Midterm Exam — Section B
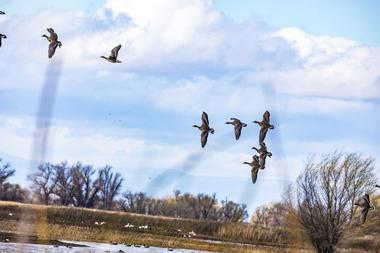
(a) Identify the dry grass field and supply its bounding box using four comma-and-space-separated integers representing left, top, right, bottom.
0, 201, 312, 253
1, 200, 379, 252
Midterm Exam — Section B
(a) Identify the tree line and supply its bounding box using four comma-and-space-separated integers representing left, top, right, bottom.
0, 160, 247, 222
1, 152, 378, 253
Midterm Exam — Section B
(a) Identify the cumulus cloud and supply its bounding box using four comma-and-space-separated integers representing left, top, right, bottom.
0, 0, 379, 211
255, 27, 380, 99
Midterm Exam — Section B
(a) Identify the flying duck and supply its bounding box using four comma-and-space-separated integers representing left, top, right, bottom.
101, 44, 122, 63
354, 194, 375, 224
0, 34, 6, 47
252, 142, 272, 169
243, 155, 261, 184
42, 28, 62, 58
253, 111, 274, 144
193, 112, 214, 148
0, 11, 5, 15
226, 118, 247, 140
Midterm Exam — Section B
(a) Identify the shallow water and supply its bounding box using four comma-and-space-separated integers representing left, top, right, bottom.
0, 242, 212, 253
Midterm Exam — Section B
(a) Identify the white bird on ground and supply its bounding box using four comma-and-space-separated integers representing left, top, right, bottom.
124, 223, 135, 228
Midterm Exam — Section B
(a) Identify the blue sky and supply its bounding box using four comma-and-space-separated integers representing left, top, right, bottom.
0, 0, 379, 216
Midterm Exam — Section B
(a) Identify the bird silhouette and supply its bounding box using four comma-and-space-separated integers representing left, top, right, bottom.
354, 194, 375, 224
225, 118, 247, 140
243, 155, 261, 184
0, 34, 6, 47
253, 111, 274, 144
252, 142, 272, 169
193, 112, 214, 148
101, 45, 122, 63
0, 11, 5, 15
42, 28, 62, 58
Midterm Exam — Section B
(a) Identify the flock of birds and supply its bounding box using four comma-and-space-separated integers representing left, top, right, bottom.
0, 11, 122, 61
40, 27, 122, 61
1, 9, 274, 184
193, 111, 274, 184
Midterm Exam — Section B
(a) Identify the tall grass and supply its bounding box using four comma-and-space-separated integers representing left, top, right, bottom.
0, 201, 291, 245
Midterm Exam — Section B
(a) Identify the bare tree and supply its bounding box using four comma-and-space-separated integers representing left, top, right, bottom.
218, 200, 248, 222
0, 183, 30, 202
251, 203, 287, 227
121, 191, 150, 213
197, 193, 217, 220
54, 162, 73, 205
0, 159, 15, 185
296, 152, 376, 253
98, 165, 123, 209
27, 163, 59, 204
70, 163, 101, 208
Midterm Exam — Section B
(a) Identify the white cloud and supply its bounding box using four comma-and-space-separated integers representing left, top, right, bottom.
2, 0, 379, 101
0, 116, 190, 171
257, 27, 380, 99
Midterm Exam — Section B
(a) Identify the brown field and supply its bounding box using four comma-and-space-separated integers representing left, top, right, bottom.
1, 201, 379, 252
0, 201, 312, 253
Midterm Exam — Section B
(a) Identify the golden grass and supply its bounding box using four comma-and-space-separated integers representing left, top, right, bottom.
0, 201, 312, 253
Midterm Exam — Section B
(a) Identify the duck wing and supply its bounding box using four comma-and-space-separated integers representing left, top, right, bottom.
361, 207, 369, 224
355, 194, 370, 207
201, 130, 209, 148
234, 124, 242, 140
259, 154, 267, 169
364, 194, 371, 205
201, 112, 209, 126
48, 41, 58, 58
111, 44, 122, 58
251, 167, 259, 184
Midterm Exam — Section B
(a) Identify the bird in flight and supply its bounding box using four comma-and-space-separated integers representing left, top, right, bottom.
101, 45, 122, 63
42, 28, 62, 58
225, 118, 247, 140
0, 34, 6, 47
0, 11, 5, 15
253, 110, 274, 144
252, 142, 272, 169
193, 112, 214, 148
354, 194, 375, 224
243, 155, 261, 184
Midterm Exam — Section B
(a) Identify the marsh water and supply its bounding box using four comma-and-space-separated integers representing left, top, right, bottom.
0, 242, 212, 253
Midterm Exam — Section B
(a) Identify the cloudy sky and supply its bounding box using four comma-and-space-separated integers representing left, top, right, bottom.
0, 0, 379, 214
